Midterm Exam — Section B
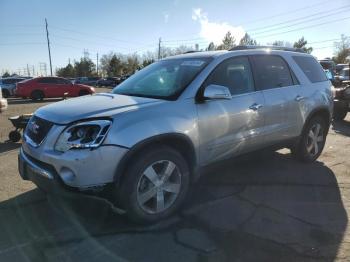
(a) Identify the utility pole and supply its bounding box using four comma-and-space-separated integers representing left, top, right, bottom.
27, 64, 30, 76
158, 37, 161, 60
45, 18, 53, 76
96, 53, 99, 76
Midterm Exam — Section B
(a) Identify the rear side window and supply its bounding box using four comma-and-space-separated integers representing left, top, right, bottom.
38, 78, 57, 84
251, 55, 294, 90
292, 56, 328, 83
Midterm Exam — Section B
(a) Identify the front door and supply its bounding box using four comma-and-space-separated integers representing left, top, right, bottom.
196, 56, 265, 165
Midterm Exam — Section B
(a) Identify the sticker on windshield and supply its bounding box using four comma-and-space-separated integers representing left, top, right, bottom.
181, 60, 205, 66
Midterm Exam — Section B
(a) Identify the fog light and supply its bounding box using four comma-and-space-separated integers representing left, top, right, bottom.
59, 167, 76, 182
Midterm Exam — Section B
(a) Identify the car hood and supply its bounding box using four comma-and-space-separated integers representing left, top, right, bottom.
35, 93, 163, 124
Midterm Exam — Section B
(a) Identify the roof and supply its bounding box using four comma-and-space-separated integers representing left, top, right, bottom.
229, 45, 305, 53
162, 46, 309, 60
162, 50, 228, 60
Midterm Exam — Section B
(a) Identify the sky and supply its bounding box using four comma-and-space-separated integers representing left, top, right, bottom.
0, 0, 349, 76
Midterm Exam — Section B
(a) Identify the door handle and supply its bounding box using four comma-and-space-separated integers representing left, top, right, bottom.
249, 103, 263, 111
295, 95, 305, 102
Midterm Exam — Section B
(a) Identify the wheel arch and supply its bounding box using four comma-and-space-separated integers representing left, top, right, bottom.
2, 88, 10, 98
31, 89, 44, 96
114, 133, 198, 185
303, 106, 331, 134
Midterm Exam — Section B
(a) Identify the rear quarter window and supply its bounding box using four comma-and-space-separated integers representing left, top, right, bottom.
292, 56, 328, 83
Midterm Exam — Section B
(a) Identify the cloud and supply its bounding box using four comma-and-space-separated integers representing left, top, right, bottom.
163, 12, 170, 23
192, 8, 245, 45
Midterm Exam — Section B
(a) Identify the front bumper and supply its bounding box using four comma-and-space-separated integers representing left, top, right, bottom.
18, 148, 127, 214
19, 148, 69, 194
21, 137, 129, 189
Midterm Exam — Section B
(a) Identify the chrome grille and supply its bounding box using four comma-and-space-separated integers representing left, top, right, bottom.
25, 115, 53, 146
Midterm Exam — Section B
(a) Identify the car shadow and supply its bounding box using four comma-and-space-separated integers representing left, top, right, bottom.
332, 119, 350, 137
7, 98, 63, 105
0, 151, 347, 261
0, 141, 21, 153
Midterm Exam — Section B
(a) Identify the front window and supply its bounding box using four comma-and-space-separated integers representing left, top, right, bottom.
112, 57, 211, 99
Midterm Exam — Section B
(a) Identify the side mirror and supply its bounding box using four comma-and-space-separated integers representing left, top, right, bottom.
203, 84, 231, 100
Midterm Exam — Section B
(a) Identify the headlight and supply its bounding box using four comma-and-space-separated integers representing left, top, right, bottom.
55, 119, 112, 152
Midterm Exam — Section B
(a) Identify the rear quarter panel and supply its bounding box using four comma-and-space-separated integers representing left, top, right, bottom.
284, 54, 333, 133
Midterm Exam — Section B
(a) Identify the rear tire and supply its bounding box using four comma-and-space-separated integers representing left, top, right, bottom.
9, 131, 21, 142
118, 146, 190, 224
31, 90, 44, 101
333, 106, 347, 121
291, 116, 327, 162
2, 89, 10, 98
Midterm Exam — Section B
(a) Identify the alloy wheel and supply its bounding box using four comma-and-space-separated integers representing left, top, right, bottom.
306, 123, 324, 157
136, 160, 181, 214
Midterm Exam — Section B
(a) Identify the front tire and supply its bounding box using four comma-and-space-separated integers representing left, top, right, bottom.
30, 90, 44, 101
118, 146, 190, 224
9, 131, 21, 142
78, 90, 89, 96
291, 116, 327, 162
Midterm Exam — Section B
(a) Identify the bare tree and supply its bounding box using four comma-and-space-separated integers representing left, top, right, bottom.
333, 34, 350, 64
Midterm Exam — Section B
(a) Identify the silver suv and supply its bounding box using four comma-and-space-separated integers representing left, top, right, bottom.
19, 47, 333, 223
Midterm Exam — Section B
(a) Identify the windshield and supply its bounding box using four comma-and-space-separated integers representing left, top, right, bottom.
112, 58, 211, 99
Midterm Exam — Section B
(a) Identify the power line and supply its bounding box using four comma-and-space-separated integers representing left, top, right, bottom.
249, 6, 350, 35
0, 32, 44, 36
50, 33, 132, 50
251, 16, 350, 39
1, 24, 42, 27
162, 4, 349, 44
163, 37, 203, 43
237, 0, 336, 26
313, 45, 334, 50
50, 25, 148, 45
0, 42, 46, 45
309, 38, 341, 44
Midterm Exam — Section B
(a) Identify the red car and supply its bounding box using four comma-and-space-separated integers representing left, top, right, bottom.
15, 77, 95, 101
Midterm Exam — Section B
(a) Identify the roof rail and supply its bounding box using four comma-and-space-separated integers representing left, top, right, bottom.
229, 45, 305, 53
184, 50, 199, 54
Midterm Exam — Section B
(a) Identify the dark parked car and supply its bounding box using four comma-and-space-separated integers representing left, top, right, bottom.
319, 59, 336, 82
0, 77, 27, 97
75, 77, 101, 86
15, 77, 95, 101
96, 77, 120, 87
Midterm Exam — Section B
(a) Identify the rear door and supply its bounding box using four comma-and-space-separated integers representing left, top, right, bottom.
37, 77, 55, 97
251, 55, 300, 146
196, 56, 265, 165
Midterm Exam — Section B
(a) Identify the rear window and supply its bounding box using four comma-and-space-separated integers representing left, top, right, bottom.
293, 56, 328, 83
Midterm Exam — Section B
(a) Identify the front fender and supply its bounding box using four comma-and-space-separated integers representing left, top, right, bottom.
104, 99, 199, 155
